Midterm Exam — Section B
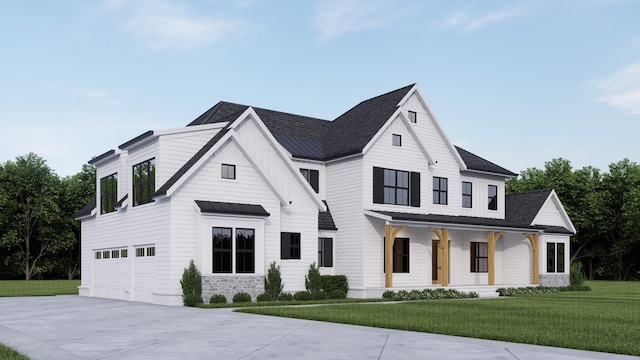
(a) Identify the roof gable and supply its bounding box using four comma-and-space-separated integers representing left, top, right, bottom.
506, 189, 575, 234
456, 146, 517, 177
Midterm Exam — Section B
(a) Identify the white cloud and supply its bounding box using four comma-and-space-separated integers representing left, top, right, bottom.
438, 8, 527, 32
104, 0, 243, 49
590, 62, 640, 115
314, 0, 409, 42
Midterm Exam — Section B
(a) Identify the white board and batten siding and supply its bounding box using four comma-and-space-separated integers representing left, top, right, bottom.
459, 173, 505, 219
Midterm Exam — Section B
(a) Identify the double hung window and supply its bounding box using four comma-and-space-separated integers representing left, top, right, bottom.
433, 177, 448, 205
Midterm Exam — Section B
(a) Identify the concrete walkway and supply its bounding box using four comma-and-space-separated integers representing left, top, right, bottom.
0, 296, 636, 360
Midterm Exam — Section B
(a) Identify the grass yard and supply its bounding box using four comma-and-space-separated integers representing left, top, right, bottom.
0, 344, 30, 360
0, 280, 80, 297
237, 281, 640, 356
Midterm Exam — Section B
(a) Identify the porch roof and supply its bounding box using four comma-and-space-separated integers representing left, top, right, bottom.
365, 210, 572, 234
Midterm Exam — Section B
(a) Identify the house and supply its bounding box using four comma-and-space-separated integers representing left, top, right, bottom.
76, 84, 575, 305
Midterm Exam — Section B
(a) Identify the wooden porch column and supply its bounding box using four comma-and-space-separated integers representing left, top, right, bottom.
429, 227, 449, 286
487, 231, 504, 286
384, 224, 405, 287
523, 233, 540, 285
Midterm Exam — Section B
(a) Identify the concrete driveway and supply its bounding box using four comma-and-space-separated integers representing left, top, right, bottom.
0, 296, 636, 360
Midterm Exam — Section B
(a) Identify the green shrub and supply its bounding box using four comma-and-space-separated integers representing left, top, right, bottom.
183, 293, 203, 307
209, 294, 227, 304
382, 290, 396, 300
294, 290, 313, 301
232, 292, 252, 303
279, 292, 294, 301
305, 262, 322, 294
180, 260, 202, 306
321, 275, 349, 297
264, 261, 284, 300
570, 262, 586, 286
330, 289, 347, 299
381, 288, 478, 301
312, 290, 329, 300
497, 285, 592, 296
256, 293, 273, 302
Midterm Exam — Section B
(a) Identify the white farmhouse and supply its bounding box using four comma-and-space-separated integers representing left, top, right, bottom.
76, 84, 575, 305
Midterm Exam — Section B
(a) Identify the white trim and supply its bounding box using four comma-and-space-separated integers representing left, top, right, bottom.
532, 190, 577, 234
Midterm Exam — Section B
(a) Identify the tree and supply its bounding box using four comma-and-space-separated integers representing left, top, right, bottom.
264, 261, 283, 299
0, 153, 75, 280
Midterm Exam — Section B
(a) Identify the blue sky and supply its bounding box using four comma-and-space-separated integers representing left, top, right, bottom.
1, 0, 639, 177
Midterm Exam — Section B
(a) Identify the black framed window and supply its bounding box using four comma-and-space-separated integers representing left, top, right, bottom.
146, 246, 155, 257
384, 238, 409, 273
281, 232, 301, 259
488, 185, 498, 210
133, 159, 155, 206
213, 227, 232, 273
470, 242, 488, 273
547, 242, 556, 273
392, 134, 402, 146
236, 228, 255, 273
408, 111, 417, 123
136, 248, 145, 257
100, 173, 118, 214
433, 177, 448, 205
318, 238, 333, 267
373, 167, 420, 207
221, 164, 235, 179
95, 252, 102, 259
300, 168, 319, 193
557, 243, 565, 272
462, 181, 472, 208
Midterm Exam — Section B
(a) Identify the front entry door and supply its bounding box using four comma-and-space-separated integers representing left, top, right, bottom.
432, 240, 440, 284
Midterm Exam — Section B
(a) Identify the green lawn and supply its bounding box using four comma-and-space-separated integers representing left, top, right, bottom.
0, 344, 30, 360
0, 280, 80, 297
237, 281, 640, 356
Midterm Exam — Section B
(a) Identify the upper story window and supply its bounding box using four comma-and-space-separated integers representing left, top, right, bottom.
133, 159, 155, 206
408, 111, 417, 123
373, 167, 420, 207
281, 232, 301, 260
462, 182, 472, 208
221, 164, 236, 179
300, 168, 319, 193
392, 134, 402, 146
433, 177, 448, 205
100, 173, 118, 214
488, 185, 498, 210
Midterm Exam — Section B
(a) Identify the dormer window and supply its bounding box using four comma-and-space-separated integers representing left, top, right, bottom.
488, 185, 497, 210
408, 111, 417, 123
100, 173, 118, 214
133, 158, 155, 206
392, 134, 402, 147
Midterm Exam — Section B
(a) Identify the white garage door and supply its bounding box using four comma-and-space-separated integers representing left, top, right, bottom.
133, 246, 156, 303
93, 249, 130, 300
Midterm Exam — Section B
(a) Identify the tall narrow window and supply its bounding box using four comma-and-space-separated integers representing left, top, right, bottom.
557, 243, 565, 273
221, 164, 236, 179
470, 242, 488, 273
300, 168, 319, 193
100, 173, 118, 214
213, 227, 232, 273
133, 159, 155, 206
392, 134, 402, 146
433, 177, 448, 205
281, 232, 301, 259
318, 238, 333, 267
488, 185, 498, 210
462, 181, 472, 208
384, 238, 409, 273
408, 111, 417, 123
547, 242, 556, 273
236, 228, 255, 273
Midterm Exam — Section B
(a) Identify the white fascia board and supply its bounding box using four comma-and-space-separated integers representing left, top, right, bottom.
233, 107, 327, 211
154, 122, 226, 136
533, 190, 577, 234
462, 169, 517, 179
403, 85, 467, 171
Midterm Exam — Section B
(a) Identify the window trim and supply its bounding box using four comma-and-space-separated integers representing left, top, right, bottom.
281, 232, 301, 260
470, 242, 488, 273
462, 181, 472, 208
221, 164, 236, 180
488, 185, 498, 210
433, 177, 448, 205
392, 134, 402, 147
100, 173, 118, 214
132, 158, 156, 207
547, 242, 565, 273
408, 111, 417, 123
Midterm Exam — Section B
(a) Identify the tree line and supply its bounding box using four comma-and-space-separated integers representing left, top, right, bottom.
0, 153, 94, 280
507, 158, 640, 281
1, 153, 639, 281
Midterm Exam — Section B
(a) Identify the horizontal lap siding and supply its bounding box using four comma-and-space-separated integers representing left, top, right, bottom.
459, 174, 505, 219
501, 234, 532, 285
533, 199, 567, 227
326, 157, 364, 290
158, 129, 217, 187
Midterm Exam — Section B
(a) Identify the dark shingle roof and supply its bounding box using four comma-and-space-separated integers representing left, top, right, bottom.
456, 146, 517, 177
319, 201, 338, 231
322, 84, 415, 160
88, 150, 116, 165
505, 189, 552, 226
195, 200, 270, 217
75, 198, 96, 218
119, 130, 154, 149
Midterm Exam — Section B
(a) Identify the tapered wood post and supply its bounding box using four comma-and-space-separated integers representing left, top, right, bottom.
384, 224, 405, 287
487, 231, 504, 285
523, 233, 540, 285
429, 227, 449, 286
